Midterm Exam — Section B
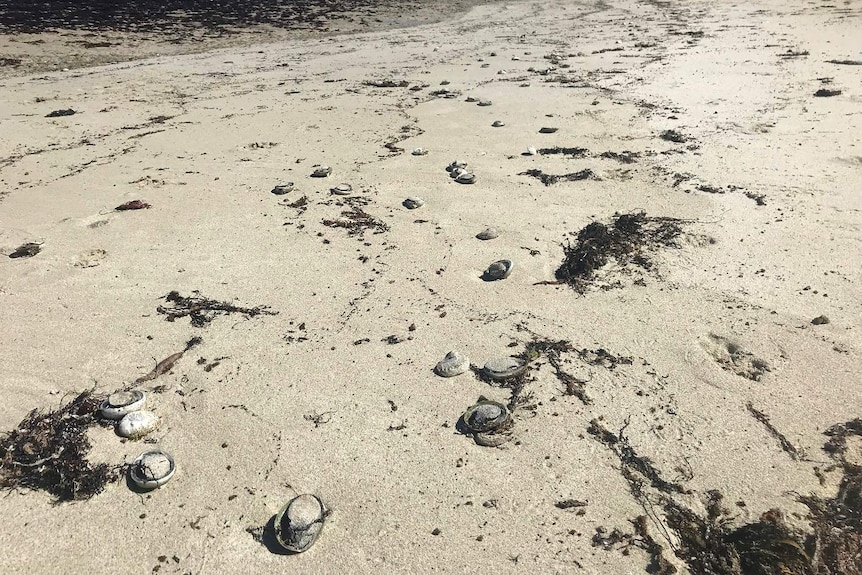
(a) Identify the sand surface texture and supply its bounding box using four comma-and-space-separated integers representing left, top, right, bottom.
1, 0, 860, 573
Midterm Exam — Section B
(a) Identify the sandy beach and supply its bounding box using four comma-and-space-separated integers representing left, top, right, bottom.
1, 0, 860, 573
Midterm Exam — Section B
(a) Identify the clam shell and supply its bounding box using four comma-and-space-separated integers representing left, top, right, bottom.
455, 172, 476, 184
446, 160, 467, 173
330, 183, 352, 195
465, 96, 478, 103
435, 351, 470, 377
129, 450, 175, 489
476, 227, 499, 240
403, 197, 425, 209
475, 430, 513, 447
450, 167, 466, 179
275, 494, 327, 553
462, 400, 512, 433
477, 99, 492, 106
492, 120, 505, 127
483, 357, 527, 380
483, 259, 513, 281
539, 127, 558, 134
100, 390, 145, 420
117, 410, 159, 439
311, 166, 332, 178
526, 146, 537, 156
411, 148, 428, 156
271, 182, 295, 195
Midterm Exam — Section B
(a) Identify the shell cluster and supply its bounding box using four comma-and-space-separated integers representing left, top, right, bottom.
446, 160, 476, 184
275, 494, 328, 553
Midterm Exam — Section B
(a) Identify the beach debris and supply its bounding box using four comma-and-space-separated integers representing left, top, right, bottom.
430, 89, 460, 99
100, 390, 146, 420
310, 165, 332, 178
117, 410, 159, 439
482, 259, 513, 281
8, 242, 41, 259
364, 79, 409, 88
135, 337, 202, 383
435, 351, 470, 377
660, 129, 687, 143
46, 109, 76, 118
476, 227, 499, 240
322, 206, 389, 236
115, 199, 151, 210
330, 183, 352, 195
814, 88, 842, 97
492, 120, 505, 127
446, 160, 467, 173
403, 197, 425, 209
483, 357, 527, 380
465, 96, 478, 102
519, 168, 596, 185
0, 391, 119, 501
455, 172, 476, 184
271, 182, 295, 195
541, 146, 589, 158
599, 150, 640, 163
477, 99, 492, 106
275, 494, 329, 553
525, 146, 538, 156
459, 399, 514, 447
549, 212, 686, 292
129, 450, 175, 490
746, 402, 803, 460
157, 291, 277, 327
826, 59, 862, 66
701, 334, 771, 382
539, 127, 558, 134
411, 148, 428, 156
811, 315, 830, 325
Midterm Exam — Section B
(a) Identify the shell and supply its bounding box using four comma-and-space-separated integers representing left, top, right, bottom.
450, 167, 466, 179
311, 166, 332, 178
403, 197, 425, 209
100, 390, 145, 420
477, 99, 492, 106
539, 127, 558, 134
476, 227, 499, 240
446, 160, 467, 173
483, 259, 513, 281
465, 96, 478, 103
483, 357, 527, 380
330, 183, 352, 195
462, 400, 512, 433
271, 182, 294, 195
117, 410, 159, 439
411, 148, 428, 156
129, 450, 175, 489
275, 494, 328, 553
525, 146, 537, 156
455, 172, 476, 184
435, 351, 470, 377
492, 120, 505, 127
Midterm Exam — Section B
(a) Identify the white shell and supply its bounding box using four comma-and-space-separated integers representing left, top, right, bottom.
435, 351, 470, 377
271, 182, 294, 195
100, 390, 145, 420
483, 259, 513, 281
526, 146, 537, 156
492, 120, 505, 127
129, 450, 175, 489
311, 165, 332, 178
403, 197, 425, 209
446, 160, 467, 172
411, 148, 428, 156
330, 183, 352, 195
483, 357, 527, 380
476, 227, 499, 240
275, 494, 327, 553
450, 167, 466, 179
455, 172, 476, 184
118, 410, 159, 439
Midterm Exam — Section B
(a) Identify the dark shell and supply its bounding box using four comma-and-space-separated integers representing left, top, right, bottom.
275, 494, 327, 553
462, 401, 511, 433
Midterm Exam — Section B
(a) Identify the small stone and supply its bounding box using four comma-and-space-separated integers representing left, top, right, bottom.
539, 127, 558, 134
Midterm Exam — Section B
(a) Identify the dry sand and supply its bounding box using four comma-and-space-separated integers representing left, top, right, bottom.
0, 0, 860, 573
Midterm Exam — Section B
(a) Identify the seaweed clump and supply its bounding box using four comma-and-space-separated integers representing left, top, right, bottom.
552, 212, 686, 292
0, 391, 119, 502
157, 290, 277, 327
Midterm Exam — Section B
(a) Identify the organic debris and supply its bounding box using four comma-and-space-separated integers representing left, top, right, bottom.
8, 242, 41, 259
134, 336, 202, 384
115, 199, 151, 211
518, 168, 595, 185
156, 290, 277, 327
0, 391, 119, 502
814, 88, 842, 97
746, 402, 803, 460
549, 212, 686, 292
518, 339, 591, 404
823, 418, 862, 460
600, 150, 640, 164
660, 129, 687, 143
364, 79, 409, 88
826, 59, 862, 66
538, 146, 589, 158
322, 206, 389, 236
45, 109, 76, 118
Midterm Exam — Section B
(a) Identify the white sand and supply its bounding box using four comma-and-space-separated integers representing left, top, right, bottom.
1, 0, 860, 573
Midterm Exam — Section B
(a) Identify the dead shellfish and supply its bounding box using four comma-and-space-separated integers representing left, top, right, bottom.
482, 259, 513, 281
476, 227, 499, 240
483, 357, 527, 380
129, 450, 175, 489
411, 148, 428, 156
330, 183, 352, 195
455, 172, 476, 184
100, 390, 145, 420
275, 494, 328, 553
435, 351, 470, 377
460, 400, 513, 447
446, 160, 467, 173
271, 182, 294, 195
311, 166, 332, 178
